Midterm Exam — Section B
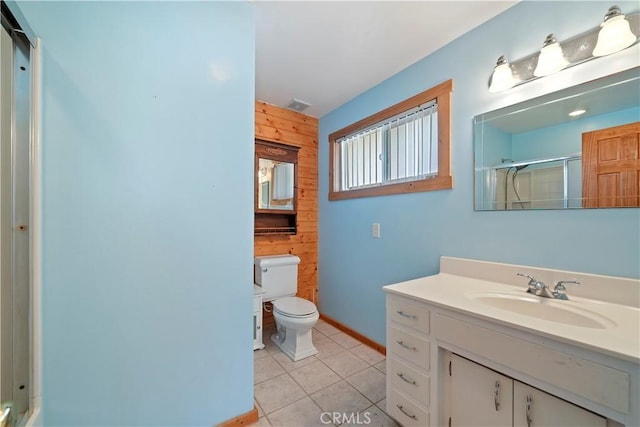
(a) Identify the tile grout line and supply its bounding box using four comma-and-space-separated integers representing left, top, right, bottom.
254, 324, 390, 426
271, 359, 382, 412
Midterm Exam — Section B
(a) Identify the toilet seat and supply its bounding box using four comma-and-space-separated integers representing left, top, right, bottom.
273, 297, 317, 318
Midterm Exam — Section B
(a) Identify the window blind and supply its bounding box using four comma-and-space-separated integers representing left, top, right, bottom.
337, 101, 438, 191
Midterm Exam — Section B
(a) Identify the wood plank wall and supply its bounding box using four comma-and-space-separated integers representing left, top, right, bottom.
254, 101, 318, 324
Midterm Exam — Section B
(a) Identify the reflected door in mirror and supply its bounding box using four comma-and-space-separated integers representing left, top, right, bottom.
583, 122, 640, 208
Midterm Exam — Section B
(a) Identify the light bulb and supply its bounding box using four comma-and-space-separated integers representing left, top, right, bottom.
534, 34, 568, 77
489, 56, 515, 93
593, 6, 637, 57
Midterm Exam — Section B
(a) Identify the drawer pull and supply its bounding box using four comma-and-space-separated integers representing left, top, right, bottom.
526, 394, 533, 427
396, 404, 417, 420
396, 372, 417, 385
396, 310, 417, 319
396, 340, 417, 351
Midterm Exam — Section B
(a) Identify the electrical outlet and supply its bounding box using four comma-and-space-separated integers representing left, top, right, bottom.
372, 223, 381, 238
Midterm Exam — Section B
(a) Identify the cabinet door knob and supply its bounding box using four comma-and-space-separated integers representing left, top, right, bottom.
494, 380, 500, 411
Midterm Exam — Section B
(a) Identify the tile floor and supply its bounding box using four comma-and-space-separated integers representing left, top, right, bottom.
252, 319, 399, 427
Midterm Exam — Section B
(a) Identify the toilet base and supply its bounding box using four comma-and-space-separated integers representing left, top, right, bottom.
271, 327, 318, 361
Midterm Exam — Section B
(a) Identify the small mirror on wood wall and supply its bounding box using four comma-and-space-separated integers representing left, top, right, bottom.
255, 139, 299, 235
258, 158, 294, 210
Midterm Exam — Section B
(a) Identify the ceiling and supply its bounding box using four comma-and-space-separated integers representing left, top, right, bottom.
485, 67, 640, 134
254, 1, 519, 118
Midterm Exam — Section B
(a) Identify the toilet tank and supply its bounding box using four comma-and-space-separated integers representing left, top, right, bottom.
254, 254, 300, 301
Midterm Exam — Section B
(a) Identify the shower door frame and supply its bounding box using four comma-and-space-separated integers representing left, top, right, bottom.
0, 2, 40, 426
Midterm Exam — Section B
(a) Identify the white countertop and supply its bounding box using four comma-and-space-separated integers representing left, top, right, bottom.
384, 273, 640, 364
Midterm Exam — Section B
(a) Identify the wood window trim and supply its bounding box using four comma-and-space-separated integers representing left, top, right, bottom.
328, 79, 453, 201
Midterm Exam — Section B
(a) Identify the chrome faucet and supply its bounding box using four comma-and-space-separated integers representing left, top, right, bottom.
517, 273, 553, 298
552, 280, 580, 300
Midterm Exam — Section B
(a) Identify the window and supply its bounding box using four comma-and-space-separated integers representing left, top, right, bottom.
329, 80, 453, 200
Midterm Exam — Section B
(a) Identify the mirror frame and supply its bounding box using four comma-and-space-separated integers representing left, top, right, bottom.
254, 139, 299, 235
255, 139, 298, 213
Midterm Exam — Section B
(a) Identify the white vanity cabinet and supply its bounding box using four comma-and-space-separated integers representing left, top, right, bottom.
448, 353, 606, 427
513, 381, 605, 427
253, 286, 265, 350
449, 354, 513, 427
386, 294, 431, 426
383, 257, 640, 427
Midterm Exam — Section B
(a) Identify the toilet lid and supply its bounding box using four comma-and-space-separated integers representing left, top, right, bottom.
273, 297, 317, 317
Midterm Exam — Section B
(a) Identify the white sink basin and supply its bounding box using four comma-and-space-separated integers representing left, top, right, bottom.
468, 292, 616, 329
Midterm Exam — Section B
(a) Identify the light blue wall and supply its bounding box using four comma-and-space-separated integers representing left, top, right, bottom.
318, 1, 640, 346
479, 122, 512, 166
18, 2, 255, 425
512, 106, 640, 159
477, 106, 640, 166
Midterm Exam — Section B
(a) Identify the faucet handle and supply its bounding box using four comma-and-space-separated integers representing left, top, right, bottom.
517, 273, 537, 284
553, 280, 580, 300
554, 279, 580, 289
517, 273, 541, 288
518, 273, 547, 295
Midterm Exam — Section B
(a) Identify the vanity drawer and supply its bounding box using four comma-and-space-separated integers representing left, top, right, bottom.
389, 357, 430, 407
388, 296, 429, 334
388, 388, 430, 427
388, 326, 430, 370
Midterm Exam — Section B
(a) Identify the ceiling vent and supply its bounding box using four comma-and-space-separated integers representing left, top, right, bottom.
284, 98, 312, 112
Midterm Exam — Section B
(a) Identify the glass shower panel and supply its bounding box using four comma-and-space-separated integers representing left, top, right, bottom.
567, 158, 583, 208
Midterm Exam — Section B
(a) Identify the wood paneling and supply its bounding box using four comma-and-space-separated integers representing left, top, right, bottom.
255, 101, 319, 319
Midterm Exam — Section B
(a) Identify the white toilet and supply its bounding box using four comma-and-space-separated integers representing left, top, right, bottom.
254, 254, 319, 361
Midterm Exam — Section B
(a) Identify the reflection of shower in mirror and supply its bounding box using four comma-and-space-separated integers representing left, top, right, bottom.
504, 163, 530, 210
493, 155, 582, 210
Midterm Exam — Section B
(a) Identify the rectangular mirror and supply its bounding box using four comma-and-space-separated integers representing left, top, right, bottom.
255, 139, 298, 235
474, 67, 640, 210
258, 158, 295, 210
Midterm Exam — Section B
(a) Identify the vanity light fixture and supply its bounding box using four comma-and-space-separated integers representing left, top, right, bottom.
593, 6, 637, 56
488, 5, 639, 92
533, 34, 568, 77
489, 55, 516, 93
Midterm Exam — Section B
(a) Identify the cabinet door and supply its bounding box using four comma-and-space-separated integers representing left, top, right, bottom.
449, 354, 513, 427
513, 381, 606, 427
253, 295, 264, 350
